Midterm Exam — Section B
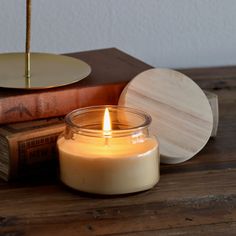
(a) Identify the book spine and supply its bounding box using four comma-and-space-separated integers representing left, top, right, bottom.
0, 83, 126, 125
0, 135, 10, 181
7, 125, 65, 181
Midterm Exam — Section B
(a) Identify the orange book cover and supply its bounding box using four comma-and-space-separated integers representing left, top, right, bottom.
0, 48, 151, 124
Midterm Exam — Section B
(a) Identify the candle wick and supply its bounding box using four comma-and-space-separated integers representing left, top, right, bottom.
105, 137, 109, 146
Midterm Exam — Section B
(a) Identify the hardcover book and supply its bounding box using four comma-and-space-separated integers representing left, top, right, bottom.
0, 48, 151, 124
0, 118, 65, 181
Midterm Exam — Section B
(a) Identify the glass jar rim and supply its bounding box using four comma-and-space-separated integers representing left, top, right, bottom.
65, 105, 152, 136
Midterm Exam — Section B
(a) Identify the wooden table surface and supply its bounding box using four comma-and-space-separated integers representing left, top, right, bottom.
0, 57, 236, 235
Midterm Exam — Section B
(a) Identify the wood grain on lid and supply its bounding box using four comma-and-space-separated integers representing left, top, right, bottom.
119, 68, 213, 164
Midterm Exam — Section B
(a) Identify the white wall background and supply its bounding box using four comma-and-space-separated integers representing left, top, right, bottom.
1, 0, 236, 68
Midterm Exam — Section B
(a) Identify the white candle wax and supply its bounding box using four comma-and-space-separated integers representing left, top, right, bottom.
58, 134, 159, 195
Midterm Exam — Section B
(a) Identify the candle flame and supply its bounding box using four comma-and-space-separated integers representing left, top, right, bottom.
103, 108, 112, 136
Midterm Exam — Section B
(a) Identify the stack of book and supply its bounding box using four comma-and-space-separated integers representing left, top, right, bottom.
0, 48, 151, 181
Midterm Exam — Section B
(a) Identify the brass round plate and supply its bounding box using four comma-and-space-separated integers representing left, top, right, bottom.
0, 53, 91, 89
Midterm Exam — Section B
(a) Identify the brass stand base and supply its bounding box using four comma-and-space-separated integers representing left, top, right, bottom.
0, 53, 91, 89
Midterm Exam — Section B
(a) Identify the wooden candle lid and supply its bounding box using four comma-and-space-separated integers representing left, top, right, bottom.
118, 68, 213, 164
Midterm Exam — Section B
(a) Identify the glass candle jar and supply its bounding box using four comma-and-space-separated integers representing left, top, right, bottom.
57, 106, 159, 195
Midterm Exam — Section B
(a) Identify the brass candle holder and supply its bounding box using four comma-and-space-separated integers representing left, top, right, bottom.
0, 0, 91, 89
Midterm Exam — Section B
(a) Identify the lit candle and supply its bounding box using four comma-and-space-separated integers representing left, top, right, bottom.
58, 106, 160, 195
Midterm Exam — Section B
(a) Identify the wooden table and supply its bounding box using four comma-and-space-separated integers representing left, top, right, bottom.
0, 50, 236, 235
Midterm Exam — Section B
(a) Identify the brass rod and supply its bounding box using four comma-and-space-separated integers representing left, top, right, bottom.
25, 0, 31, 81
